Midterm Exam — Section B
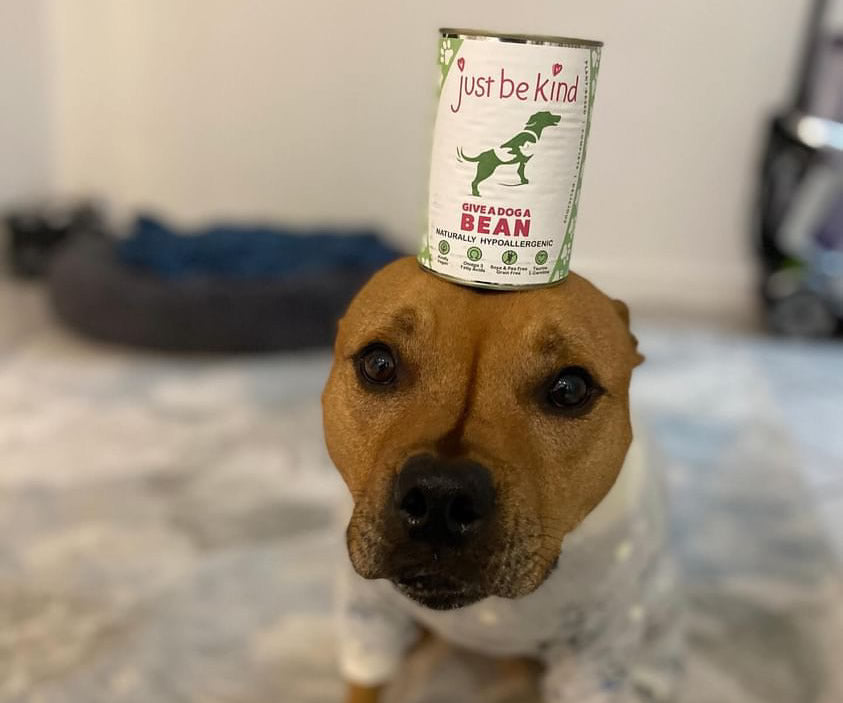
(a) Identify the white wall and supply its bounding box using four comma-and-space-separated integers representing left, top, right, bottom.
827, 0, 843, 29
0, 0, 54, 208
48, 0, 811, 311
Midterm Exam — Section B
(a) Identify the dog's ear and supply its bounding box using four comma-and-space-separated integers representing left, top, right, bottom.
612, 299, 644, 367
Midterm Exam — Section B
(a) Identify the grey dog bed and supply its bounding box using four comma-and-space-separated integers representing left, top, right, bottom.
47, 236, 378, 352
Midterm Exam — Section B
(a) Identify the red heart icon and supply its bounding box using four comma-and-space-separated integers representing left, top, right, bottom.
457, 57, 465, 72
552, 63, 563, 76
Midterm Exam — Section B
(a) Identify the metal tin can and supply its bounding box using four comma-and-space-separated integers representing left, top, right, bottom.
419, 29, 603, 288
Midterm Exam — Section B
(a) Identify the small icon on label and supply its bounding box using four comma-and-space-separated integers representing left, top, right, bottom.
535, 250, 548, 265
502, 250, 518, 265
467, 247, 482, 262
438, 240, 450, 255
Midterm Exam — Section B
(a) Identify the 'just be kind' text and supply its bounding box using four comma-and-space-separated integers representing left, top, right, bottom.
450, 67, 580, 113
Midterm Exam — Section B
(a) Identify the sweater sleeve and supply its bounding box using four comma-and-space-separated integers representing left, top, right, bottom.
336, 557, 421, 687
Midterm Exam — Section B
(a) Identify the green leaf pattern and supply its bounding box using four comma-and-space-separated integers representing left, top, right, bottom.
420, 37, 465, 264
550, 46, 601, 283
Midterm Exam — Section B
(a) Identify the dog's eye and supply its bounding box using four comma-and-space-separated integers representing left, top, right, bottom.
547, 367, 601, 413
358, 344, 397, 385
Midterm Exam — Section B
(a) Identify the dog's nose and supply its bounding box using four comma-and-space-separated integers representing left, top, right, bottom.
393, 455, 495, 545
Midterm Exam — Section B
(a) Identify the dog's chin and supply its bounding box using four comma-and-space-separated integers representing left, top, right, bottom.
392, 576, 488, 611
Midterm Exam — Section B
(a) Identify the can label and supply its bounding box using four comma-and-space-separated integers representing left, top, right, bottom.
420, 33, 601, 287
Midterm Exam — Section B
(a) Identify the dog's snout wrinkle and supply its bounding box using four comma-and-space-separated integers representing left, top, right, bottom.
434, 344, 482, 457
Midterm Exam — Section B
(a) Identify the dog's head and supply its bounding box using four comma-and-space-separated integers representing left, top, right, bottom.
322, 258, 643, 610
526, 110, 561, 131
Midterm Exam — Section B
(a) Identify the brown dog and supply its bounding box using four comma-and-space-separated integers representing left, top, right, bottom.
323, 257, 676, 702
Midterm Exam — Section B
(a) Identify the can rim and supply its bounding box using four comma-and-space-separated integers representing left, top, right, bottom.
440, 28, 603, 48
418, 260, 568, 291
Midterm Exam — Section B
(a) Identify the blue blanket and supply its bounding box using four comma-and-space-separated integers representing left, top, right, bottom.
117, 215, 402, 279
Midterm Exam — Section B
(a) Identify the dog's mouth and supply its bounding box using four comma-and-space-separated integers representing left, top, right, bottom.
393, 573, 488, 610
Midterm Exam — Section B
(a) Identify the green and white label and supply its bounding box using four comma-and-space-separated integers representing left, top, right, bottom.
420, 34, 601, 287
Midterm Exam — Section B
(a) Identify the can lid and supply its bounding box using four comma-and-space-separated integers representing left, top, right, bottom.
439, 28, 603, 49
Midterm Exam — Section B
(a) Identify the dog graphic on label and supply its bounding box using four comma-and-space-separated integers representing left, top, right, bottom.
457, 111, 561, 196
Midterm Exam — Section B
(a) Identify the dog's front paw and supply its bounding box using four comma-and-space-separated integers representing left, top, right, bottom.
345, 683, 381, 703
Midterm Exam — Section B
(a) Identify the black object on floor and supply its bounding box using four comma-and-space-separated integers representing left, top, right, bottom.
3, 201, 105, 278
755, 0, 842, 337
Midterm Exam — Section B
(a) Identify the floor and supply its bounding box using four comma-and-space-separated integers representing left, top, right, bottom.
0, 278, 841, 702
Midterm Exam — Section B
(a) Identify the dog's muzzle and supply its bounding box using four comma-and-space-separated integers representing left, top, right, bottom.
383, 454, 498, 609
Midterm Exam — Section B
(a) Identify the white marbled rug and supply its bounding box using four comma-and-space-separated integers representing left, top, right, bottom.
0, 282, 841, 702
